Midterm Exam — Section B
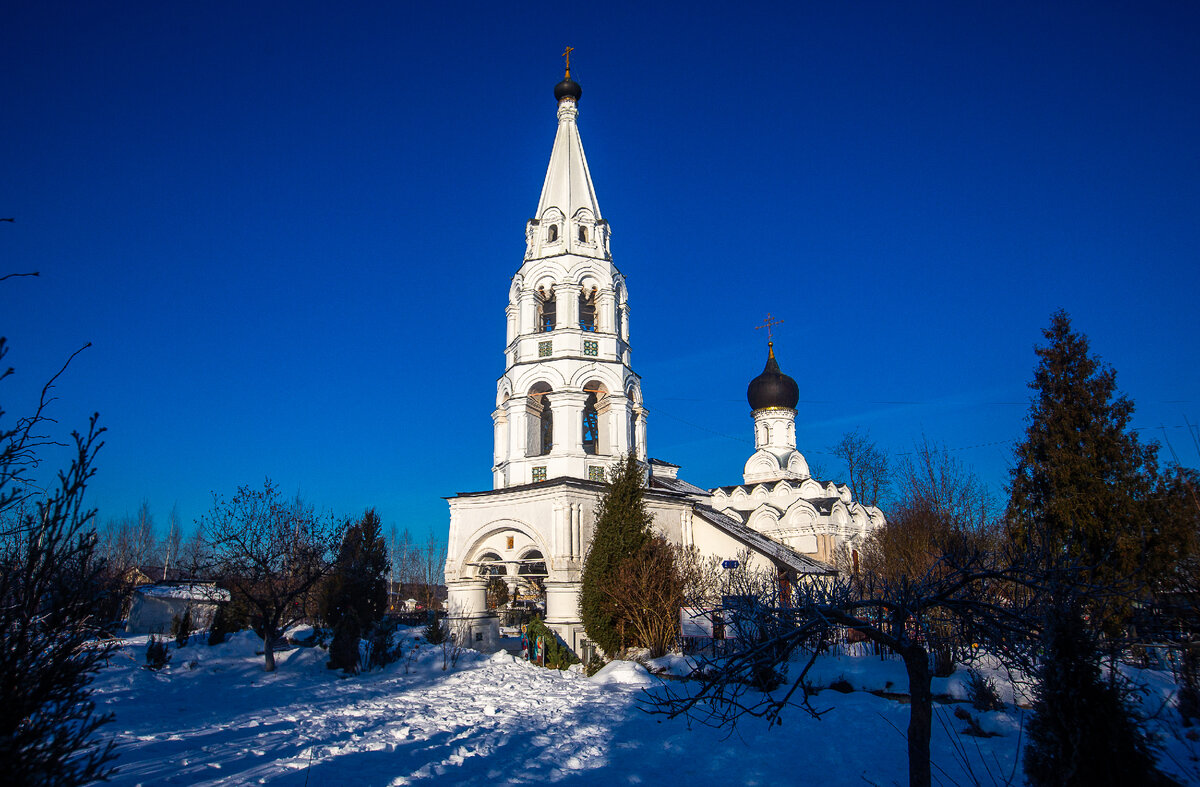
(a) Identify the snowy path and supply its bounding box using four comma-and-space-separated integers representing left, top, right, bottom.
92, 631, 1040, 786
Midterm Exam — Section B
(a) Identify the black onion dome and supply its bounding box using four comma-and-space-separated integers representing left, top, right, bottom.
554, 77, 582, 102
747, 343, 799, 411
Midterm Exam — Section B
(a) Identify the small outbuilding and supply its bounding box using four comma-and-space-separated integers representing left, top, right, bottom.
126, 581, 230, 635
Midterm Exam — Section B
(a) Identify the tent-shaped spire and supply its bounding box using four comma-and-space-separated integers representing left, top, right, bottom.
534, 76, 602, 222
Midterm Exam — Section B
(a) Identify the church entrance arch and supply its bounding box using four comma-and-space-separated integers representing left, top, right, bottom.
459, 520, 553, 623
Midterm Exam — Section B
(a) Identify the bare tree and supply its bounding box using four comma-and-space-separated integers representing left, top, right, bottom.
417, 530, 447, 610
177, 524, 211, 579
390, 525, 419, 588
161, 504, 182, 580
830, 429, 890, 507
648, 548, 1053, 787
1, 416, 117, 784
598, 535, 683, 657
0, 272, 117, 783
201, 479, 341, 671
893, 437, 995, 532
96, 501, 157, 583
860, 438, 998, 585
674, 544, 726, 608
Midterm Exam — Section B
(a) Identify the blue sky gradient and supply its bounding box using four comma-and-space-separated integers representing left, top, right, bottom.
4, 1, 1198, 539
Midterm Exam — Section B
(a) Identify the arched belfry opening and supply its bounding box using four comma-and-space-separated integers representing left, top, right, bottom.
538, 287, 556, 332
527, 383, 554, 457
546, 224, 559, 243
579, 286, 597, 332
582, 381, 609, 455
475, 552, 503, 578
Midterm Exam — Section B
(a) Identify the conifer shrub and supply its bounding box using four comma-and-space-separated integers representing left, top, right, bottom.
327, 611, 361, 673
171, 606, 193, 648
966, 669, 1004, 712
585, 654, 606, 677
207, 596, 249, 645
324, 509, 389, 673
424, 613, 446, 645
525, 615, 579, 670
1024, 607, 1171, 786
828, 676, 854, 694
145, 636, 171, 670
1179, 644, 1200, 726
365, 616, 402, 669
580, 454, 653, 656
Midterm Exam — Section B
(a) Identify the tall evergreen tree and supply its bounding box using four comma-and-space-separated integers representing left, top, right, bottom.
325, 508, 389, 672
1024, 604, 1171, 786
1007, 310, 1159, 629
580, 453, 653, 656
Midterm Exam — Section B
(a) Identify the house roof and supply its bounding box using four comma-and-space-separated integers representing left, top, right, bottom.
648, 474, 709, 497
691, 505, 834, 576
134, 582, 231, 602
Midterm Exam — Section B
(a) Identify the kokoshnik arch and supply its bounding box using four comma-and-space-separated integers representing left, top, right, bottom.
443, 63, 886, 655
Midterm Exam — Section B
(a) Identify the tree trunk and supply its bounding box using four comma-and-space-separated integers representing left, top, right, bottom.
263, 631, 277, 672
902, 645, 932, 787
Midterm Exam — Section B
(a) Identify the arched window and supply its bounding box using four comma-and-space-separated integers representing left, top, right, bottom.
538, 288, 556, 332
476, 552, 504, 578
547, 224, 559, 243
578, 225, 588, 242
518, 550, 547, 577
527, 383, 553, 456
579, 287, 597, 332
583, 391, 600, 455
582, 383, 608, 455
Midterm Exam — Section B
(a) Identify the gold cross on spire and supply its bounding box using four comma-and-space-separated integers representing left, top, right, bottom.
562, 46, 574, 78
756, 312, 784, 343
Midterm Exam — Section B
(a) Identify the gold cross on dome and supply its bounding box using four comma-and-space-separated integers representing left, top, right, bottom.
562, 46, 574, 77
756, 313, 784, 343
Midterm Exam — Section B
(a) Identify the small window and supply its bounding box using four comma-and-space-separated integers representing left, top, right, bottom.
547, 224, 559, 243
578, 225, 588, 242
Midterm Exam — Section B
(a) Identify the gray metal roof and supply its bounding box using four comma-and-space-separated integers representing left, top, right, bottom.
649, 474, 710, 497
691, 505, 834, 576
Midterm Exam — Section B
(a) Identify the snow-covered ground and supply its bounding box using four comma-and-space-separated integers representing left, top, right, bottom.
91, 629, 1200, 785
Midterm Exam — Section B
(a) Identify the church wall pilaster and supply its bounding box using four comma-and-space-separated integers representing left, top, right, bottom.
597, 290, 614, 334
508, 397, 528, 464
573, 502, 583, 558
552, 501, 565, 559
559, 282, 582, 331
548, 390, 588, 459
606, 393, 630, 458
492, 407, 508, 468
519, 290, 538, 336
633, 405, 648, 461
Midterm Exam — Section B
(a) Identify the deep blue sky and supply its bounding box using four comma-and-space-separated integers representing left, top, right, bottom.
4, 1, 1198, 539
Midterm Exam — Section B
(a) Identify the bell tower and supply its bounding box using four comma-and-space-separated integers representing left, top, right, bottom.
491, 66, 646, 489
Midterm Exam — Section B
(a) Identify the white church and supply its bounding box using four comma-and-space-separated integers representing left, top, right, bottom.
443, 66, 885, 655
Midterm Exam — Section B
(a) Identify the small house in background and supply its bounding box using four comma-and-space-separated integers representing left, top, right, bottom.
126, 581, 230, 635
385, 581, 448, 614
